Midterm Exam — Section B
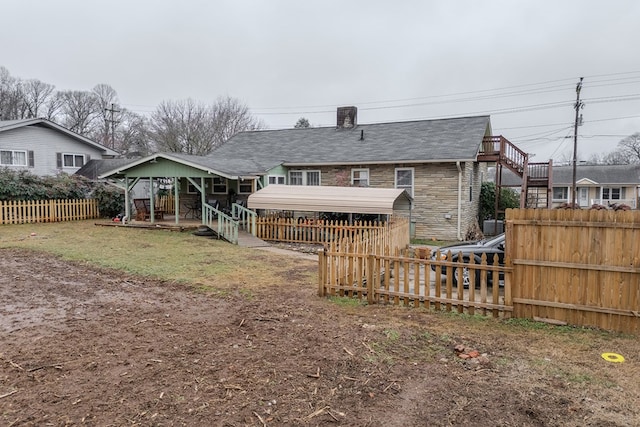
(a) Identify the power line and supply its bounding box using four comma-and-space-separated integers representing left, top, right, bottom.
104, 103, 120, 149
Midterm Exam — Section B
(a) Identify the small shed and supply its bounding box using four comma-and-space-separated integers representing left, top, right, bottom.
247, 185, 412, 215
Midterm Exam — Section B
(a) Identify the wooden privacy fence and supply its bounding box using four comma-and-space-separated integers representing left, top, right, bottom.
256, 216, 410, 248
318, 209, 640, 334
0, 199, 100, 224
507, 208, 640, 334
318, 234, 512, 317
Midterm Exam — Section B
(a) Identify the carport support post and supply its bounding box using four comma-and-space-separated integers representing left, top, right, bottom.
200, 177, 206, 225
124, 177, 130, 222
149, 176, 156, 224
173, 177, 179, 225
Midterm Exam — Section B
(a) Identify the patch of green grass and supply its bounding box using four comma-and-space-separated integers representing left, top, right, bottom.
384, 329, 400, 340
0, 221, 315, 293
566, 372, 594, 384
419, 331, 433, 340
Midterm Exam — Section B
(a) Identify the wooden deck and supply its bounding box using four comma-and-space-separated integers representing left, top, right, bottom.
479, 135, 553, 209
95, 218, 269, 248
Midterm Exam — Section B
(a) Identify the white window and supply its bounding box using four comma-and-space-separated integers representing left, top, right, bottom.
289, 170, 321, 186
553, 187, 568, 200
395, 167, 414, 197
602, 187, 623, 200
212, 177, 228, 194
268, 175, 285, 185
290, 171, 303, 185
0, 150, 27, 166
351, 168, 369, 187
238, 179, 253, 194
63, 153, 85, 168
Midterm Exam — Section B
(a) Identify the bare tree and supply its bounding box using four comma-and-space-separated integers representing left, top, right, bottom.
210, 96, 266, 148
42, 91, 65, 121
294, 117, 311, 128
0, 67, 23, 120
151, 96, 264, 155
117, 109, 152, 156
59, 90, 98, 136
588, 150, 630, 165
92, 84, 120, 147
21, 79, 56, 118
151, 99, 215, 155
616, 133, 640, 164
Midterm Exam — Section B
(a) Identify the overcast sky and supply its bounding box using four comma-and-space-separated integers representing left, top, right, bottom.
2, 0, 639, 162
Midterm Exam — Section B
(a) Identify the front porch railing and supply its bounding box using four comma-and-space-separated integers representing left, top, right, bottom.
203, 202, 238, 244
232, 202, 257, 236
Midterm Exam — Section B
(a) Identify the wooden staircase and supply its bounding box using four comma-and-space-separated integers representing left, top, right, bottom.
478, 136, 553, 215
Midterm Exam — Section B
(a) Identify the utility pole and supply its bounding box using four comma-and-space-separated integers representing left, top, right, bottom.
571, 77, 584, 208
104, 103, 120, 149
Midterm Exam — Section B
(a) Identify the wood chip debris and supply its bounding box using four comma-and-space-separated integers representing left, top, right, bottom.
0, 390, 19, 399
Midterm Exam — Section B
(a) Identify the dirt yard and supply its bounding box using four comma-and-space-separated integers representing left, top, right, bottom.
1, 247, 639, 426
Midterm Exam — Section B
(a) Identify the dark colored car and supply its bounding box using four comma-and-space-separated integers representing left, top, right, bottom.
430, 233, 505, 287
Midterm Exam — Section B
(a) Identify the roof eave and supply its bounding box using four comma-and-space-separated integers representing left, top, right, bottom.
283, 158, 478, 167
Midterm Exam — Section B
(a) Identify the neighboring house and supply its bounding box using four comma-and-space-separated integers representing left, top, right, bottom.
0, 118, 119, 176
97, 107, 541, 241
551, 164, 640, 208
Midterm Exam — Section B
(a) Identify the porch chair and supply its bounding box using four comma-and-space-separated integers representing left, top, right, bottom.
133, 198, 165, 221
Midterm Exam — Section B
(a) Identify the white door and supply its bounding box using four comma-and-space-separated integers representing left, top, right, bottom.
579, 187, 589, 207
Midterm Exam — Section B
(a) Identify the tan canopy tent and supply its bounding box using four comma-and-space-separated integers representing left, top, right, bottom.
247, 185, 412, 215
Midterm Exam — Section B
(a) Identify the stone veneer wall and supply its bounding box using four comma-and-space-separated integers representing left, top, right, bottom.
289, 163, 486, 241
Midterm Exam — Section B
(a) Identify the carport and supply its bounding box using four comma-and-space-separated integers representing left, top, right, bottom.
247, 185, 412, 217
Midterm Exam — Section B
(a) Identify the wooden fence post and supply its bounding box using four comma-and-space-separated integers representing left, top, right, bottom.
318, 249, 326, 297
367, 254, 375, 305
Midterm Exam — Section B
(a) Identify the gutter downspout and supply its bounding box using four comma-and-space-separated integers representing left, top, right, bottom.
456, 161, 462, 241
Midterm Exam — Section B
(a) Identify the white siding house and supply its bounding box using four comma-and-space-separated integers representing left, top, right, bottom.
0, 118, 119, 176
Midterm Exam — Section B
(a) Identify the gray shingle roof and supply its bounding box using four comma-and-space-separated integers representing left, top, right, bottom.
167, 153, 281, 176
213, 115, 491, 165
0, 118, 120, 156
552, 164, 640, 185
495, 164, 640, 187
76, 159, 138, 179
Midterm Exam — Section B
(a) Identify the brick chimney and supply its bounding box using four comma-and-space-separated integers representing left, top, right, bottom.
336, 106, 357, 129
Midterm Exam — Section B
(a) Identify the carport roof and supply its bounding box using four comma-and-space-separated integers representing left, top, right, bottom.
247, 185, 412, 215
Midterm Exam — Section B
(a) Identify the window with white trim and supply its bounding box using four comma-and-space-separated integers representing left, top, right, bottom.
268, 175, 285, 185
63, 153, 85, 168
212, 177, 228, 194
602, 187, 623, 200
351, 168, 369, 187
289, 170, 320, 186
395, 167, 414, 197
0, 150, 27, 166
553, 187, 568, 200
238, 179, 253, 194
